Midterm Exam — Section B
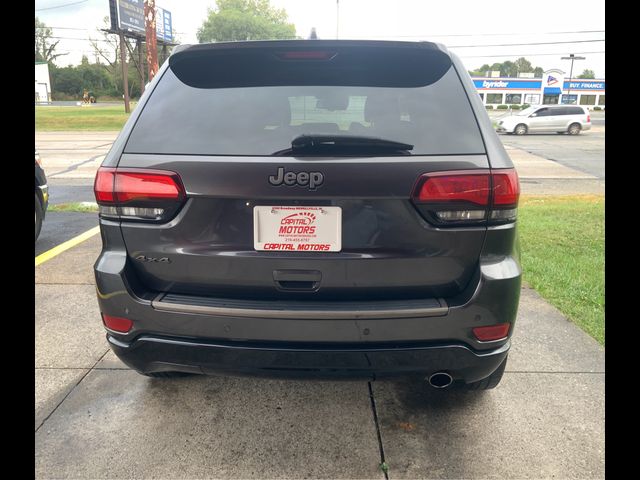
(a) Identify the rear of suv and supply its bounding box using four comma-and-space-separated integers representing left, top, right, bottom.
94, 40, 521, 389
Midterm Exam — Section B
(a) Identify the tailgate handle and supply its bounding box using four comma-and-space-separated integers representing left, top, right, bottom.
273, 270, 322, 291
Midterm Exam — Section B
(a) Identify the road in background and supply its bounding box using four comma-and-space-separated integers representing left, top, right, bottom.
489, 110, 605, 179
500, 126, 605, 179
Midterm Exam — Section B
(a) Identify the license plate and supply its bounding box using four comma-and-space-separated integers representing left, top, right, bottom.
253, 206, 342, 252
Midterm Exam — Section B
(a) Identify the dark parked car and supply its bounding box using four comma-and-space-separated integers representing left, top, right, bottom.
35, 150, 48, 241
94, 40, 521, 389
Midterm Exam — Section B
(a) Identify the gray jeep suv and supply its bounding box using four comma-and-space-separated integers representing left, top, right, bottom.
94, 40, 521, 389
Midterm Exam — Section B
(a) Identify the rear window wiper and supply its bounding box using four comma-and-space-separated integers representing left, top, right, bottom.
272, 134, 414, 156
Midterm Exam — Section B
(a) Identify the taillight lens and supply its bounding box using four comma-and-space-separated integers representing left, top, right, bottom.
412, 168, 519, 226
94, 167, 186, 222
101, 314, 133, 333
473, 323, 510, 341
587, 115, 591, 123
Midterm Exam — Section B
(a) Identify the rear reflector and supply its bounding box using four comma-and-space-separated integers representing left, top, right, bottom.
473, 323, 510, 341
102, 314, 133, 333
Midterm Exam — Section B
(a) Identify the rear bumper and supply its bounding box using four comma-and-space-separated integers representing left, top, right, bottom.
95, 221, 521, 381
108, 334, 510, 382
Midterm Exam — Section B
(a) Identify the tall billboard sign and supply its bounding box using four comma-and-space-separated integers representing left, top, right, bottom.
110, 0, 172, 42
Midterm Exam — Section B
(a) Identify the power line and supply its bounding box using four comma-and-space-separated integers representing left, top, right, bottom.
36, 0, 89, 12
36, 25, 187, 34
448, 39, 604, 48
352, 30, 605, 38
40, 34, 604, 48
457, 50, 605, 58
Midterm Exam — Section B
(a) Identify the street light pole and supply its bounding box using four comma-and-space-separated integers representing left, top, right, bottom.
336, 0, 340, 39
561, 54, 585, 104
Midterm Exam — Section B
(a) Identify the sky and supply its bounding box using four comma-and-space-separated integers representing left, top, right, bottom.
35, 0, 605, 78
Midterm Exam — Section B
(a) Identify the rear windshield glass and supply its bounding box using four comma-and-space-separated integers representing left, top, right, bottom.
125, 48, 485, 156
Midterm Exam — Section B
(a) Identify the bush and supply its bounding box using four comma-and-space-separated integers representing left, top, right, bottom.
485, 105, 493, 110
509, 104, 521, 110
593, 106, 602, 111
521, 104, 530, 110
496, 105, 509, 110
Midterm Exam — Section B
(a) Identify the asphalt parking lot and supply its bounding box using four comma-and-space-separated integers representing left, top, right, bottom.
35, 127, 605, 479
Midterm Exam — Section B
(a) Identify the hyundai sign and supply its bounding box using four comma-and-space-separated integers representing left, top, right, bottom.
112, 0, 172, 42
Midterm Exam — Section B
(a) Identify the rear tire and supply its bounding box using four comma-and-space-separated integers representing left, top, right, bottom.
140, 371, 194, 378
514, 124, 527, 135
568, 123, 581, 135
35, 193, 43, 242
465, 356, 508, 390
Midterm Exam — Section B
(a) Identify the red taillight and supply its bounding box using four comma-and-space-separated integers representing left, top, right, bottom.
102, 314, 133, 333
415, 172, 490, 205
94, 167, 186, 222
277, 51, 336, 60
587, 114, 591, 123
473, 323, 510, 341
94, 167, 116, 203
492, 169, 520, 205
412, 168, 519, 225
115, 171, 185, 203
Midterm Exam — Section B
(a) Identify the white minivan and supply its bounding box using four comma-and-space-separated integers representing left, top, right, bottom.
496, 105, 591, 135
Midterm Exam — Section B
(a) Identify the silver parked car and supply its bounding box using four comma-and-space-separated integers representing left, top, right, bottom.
496, 105, 591, 135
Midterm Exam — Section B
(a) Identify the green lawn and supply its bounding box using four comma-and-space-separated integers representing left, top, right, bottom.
35, 105, 134, 131
518, 195, 604, 345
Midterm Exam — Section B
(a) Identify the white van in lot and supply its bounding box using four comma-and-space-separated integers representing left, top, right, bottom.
496, 105, 591, 135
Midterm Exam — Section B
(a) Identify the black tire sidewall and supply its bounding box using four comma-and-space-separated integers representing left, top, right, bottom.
35, 193, 43, 241
515, 124, 527, 135
569, 123, 581, 135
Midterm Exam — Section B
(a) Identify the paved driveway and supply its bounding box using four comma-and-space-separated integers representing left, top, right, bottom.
35, 234, 604, 479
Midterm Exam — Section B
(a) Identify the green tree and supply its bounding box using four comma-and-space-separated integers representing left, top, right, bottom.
577, 69, 596, 79
197, 0, 296, 42
501, 60, 517, 77
469, 59, 545, 78
35, 17, 67, 63
514, 57, 533, 74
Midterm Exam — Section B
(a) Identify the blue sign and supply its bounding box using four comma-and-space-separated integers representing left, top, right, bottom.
473, 79, 541, 90
115, 0, 172, 42
156, 7, 173, 42
562, 81, 605, 91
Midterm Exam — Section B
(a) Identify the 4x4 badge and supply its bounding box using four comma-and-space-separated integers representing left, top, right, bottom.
269, 167, 324, 190
135, 255, 171, 263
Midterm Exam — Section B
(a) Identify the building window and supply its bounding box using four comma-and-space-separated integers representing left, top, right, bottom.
598, 95, 605, 105
561, 95, 577, 105
524, 94, 540, 104
505, 94, 522, 104
486, 93, 503, 104
579, 95, 597, 105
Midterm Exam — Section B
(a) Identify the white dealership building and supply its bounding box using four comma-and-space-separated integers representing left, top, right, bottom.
471, 69, 605, 108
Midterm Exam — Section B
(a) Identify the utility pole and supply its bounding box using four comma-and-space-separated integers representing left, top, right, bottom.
561, 54, 585, 104
336, 0, 340, 39
137, 39, 145, 95
145, 0, 159, 82
119, 32, 131, 114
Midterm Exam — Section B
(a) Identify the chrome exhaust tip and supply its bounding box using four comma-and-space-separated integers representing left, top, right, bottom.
428, 372, 453, 389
